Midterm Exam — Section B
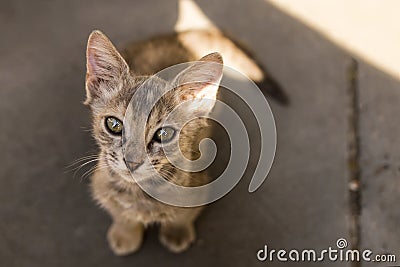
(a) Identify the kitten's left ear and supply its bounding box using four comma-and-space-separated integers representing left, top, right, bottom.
85, 30, 129, 105
174, 52, 223, 114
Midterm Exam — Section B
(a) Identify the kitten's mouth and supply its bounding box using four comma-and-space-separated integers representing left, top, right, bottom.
114, 166, 145, 184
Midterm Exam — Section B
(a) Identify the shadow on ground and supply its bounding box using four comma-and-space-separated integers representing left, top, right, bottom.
0, 0, 399, 266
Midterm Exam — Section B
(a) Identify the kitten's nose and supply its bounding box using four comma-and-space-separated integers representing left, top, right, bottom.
123, 159, 143, 172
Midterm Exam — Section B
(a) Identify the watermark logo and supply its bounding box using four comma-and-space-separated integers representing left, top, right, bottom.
122, 61, 276, 207
336, 238, 348, 249
257, 238, 397, 263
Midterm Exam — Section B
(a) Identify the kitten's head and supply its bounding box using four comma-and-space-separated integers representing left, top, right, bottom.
85, 30, 223, 184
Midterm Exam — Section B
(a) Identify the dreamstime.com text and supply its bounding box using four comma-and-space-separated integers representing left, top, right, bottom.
257, 238, 396, 263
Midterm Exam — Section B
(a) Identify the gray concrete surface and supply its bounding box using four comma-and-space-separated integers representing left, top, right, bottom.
358, 63, 400, 266
0, 0, 398, 266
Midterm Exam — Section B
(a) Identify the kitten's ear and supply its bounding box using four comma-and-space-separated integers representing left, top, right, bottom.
174, 52, 223, 113
85, 30, 129, 105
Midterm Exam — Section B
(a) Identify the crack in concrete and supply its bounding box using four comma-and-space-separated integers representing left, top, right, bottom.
347, 58, 362, 267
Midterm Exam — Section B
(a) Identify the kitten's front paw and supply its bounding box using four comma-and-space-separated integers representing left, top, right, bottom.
159, 223, 195, 253
107, 221, 144, 256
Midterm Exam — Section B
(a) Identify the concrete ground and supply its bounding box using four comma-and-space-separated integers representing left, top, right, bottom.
268, 0, 400, 79
0, 0, 398, 266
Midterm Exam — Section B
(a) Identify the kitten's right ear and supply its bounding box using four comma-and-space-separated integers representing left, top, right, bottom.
85, 30, 129, 105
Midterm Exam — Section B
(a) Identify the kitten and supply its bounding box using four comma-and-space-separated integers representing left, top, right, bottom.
85, 30, 224, 255
84, 30, 284, 255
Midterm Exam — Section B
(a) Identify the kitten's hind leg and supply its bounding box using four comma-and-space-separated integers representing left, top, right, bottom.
107, 220, 144, 256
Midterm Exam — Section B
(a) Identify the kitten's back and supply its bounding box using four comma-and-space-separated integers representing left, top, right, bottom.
122, 32, 193, 76
122, 30, 288, 104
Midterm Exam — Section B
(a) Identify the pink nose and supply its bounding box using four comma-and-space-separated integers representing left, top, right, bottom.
124, 159, 143, 171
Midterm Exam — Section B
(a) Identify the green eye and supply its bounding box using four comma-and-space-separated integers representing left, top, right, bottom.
153, 127, 176, 143
105, 117, 123, 135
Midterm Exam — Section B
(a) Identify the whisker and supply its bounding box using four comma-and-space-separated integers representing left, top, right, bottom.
65, 155, 99, 169
80, 163, 108, 182
72, 158, 100, 178
158, 168, 176, 182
